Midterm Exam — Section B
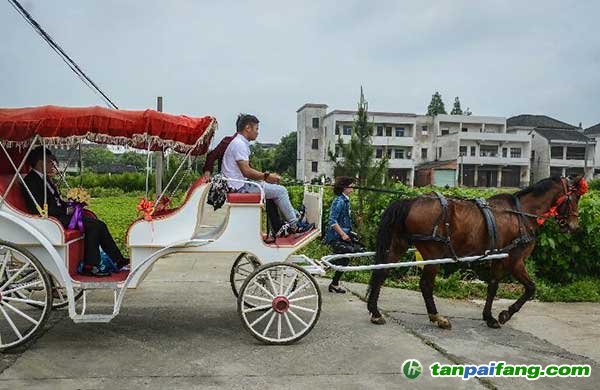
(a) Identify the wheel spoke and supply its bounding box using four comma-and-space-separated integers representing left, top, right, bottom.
0, 251, 11, 281
249, 308, 274, 327
287, 281, 311, 300
243, 303, 272, 313
56, 287, 65, 302
0, 304, 23, 339
2, 280, 43, 295
262, 311, 277, 336
284, 273, 298, 296
243, 294, 272, 303
279, 267, 284, 295
251, 280, 274, 299
289, 294, 316, 303
2, 302, 39, 325
283, 312, 295, 336
2, 296, 45, 306
289, 304, 316, 314
287, 308, 309, 328
266, 272, 277, 296
0, 262, 31, 291
277, 313, 282, 339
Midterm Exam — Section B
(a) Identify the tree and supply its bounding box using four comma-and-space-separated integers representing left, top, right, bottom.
81, 147, 116, 171
272, 131, 297, 177
327, 87, 389, 222
426, 91, 447, 116
118, 151, 147, 171
464, 107, 472, 116
250, 143, 275, 172
450, 97, 463, 115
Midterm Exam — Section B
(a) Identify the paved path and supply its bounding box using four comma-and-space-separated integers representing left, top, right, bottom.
0, 253, 598, 389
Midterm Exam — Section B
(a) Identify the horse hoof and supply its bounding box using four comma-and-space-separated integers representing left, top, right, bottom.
498, 310, 511, 324
429, 314, 452, 330
486, 318, 501, 329
370, 316, 386, 325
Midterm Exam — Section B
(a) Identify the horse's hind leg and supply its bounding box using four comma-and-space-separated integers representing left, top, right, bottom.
499, 257, 535, 324
420, 264, 452, 329
483, 261, 505, 328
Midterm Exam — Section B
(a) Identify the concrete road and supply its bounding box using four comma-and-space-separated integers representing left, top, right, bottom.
0, 253, 598, 389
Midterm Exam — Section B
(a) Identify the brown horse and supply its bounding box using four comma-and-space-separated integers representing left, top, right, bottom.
367, 176, 588, 329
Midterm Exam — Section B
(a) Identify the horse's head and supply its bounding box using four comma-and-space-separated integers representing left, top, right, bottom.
551, 176, 588, 232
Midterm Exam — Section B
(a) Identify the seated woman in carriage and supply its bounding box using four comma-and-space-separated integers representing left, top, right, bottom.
23, 147, 128, 277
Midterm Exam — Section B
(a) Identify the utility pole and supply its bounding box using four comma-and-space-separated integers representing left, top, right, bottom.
155, 96, 163, 198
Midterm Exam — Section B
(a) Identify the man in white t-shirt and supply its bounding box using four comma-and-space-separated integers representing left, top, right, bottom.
222, 114, 310, 236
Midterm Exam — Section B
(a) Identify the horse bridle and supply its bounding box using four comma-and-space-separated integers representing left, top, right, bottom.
537, 177, 585, 226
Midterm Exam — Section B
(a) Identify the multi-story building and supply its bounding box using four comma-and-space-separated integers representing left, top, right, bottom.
584, 123, 600, 178
507, 115, 596, 181
297, 103, 531, 187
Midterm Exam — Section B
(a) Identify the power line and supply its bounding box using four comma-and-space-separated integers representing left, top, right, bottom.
7, 0, 119, 109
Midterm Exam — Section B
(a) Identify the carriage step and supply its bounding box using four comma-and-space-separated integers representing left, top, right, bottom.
78, 282, 122, 290
72, 314, 116, 323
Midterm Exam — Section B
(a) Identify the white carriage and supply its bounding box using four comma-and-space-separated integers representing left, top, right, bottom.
0, 106, 324, 350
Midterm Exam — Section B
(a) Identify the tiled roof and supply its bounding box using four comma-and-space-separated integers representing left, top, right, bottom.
323, 109, 417, 119
507, 114, 577, 129
584, 123, 600, 136
535, 128, 592, 143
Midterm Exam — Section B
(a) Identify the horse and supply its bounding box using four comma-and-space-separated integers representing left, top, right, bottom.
367, 176, 588, 329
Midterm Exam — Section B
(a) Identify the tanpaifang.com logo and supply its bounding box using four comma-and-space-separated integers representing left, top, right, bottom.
402, 359, 423, 379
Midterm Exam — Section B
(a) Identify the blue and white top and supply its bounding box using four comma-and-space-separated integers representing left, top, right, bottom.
324, 194, 352, 243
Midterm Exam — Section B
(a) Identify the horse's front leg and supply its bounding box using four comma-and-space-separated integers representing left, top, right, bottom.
420, 264, 452, 329
367, 268, 389, 325
499, 257, 535, 324
483, 262, 504, 328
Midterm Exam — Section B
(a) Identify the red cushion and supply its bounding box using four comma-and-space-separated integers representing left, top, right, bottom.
0, 174, 30, 213
64, 229, 83, 241
227, 193, 261, 204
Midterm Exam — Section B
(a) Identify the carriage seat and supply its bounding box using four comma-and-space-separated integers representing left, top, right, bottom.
0, 174, 83, 242
227, 193, 261, 204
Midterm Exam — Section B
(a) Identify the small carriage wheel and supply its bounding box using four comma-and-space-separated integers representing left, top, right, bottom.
238, 262, 322, 345
230, 252, 261, 298
0, 240, 53, 352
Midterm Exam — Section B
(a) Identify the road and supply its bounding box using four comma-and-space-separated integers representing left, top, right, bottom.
0, 252, 598, 389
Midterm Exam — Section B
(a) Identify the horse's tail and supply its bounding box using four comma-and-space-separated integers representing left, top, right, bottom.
375, 199, 414, 264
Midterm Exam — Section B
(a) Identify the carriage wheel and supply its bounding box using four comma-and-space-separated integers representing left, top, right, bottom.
238, 262, 321, 345
4, 270, 83, 310
230, 252, 261, 298
0, 241, 53, 351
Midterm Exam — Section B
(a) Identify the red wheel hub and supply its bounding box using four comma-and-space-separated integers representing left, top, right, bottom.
272, 295, 290, 313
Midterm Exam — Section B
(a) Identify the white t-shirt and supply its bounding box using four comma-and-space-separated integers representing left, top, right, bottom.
222, 133, 251, 190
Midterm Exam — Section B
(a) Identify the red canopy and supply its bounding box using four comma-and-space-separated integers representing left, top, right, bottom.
0, 105, 217, 155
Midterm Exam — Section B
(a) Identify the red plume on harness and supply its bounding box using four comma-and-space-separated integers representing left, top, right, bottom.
577, 178, 588, 196
536, 178, 587, 225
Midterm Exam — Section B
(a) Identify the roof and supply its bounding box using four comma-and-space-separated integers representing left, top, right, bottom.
584, 123, 600, 136
323, 109, 417, 119
534, 128, 592, 143
0, 105, 217, 155
415, 160, 457, 170
507, 114, 577, 129
296, 103, 328, 113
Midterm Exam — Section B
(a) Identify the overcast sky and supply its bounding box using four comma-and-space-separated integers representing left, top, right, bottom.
1, 1, 599, 143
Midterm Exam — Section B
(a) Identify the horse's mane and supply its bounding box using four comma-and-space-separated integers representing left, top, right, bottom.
514, 176, 562, 198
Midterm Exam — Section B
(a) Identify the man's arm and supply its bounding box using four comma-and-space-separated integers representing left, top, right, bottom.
237, 160, 280, 184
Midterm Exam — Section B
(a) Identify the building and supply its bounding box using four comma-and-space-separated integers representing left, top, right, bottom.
584, 123, 600, 178
297, 103, 531, 187
507, 115, 595, 181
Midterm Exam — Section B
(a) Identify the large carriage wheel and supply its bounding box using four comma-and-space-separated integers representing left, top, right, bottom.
0, 240, 53, 351
238, 262, 321, 345
230, 252, 261, 298
4, 271, 83, 310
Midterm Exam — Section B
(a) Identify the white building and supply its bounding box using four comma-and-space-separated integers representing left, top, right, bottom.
584, 122, 600, 178
508, 115, 595, 181
297, 103, 531, 187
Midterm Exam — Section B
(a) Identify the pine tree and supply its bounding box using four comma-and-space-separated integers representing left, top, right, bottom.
450, 97, 463, 115
426, 92, 447, 116
464, 107, 472, 116
327, 87, 389, 221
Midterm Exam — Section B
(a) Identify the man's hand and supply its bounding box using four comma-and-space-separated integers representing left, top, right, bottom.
203, 171, 211, 179
340, 232, 351, 241
265, 173, 281, 184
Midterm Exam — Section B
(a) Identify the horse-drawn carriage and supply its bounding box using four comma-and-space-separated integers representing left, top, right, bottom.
0, 106, 324, 350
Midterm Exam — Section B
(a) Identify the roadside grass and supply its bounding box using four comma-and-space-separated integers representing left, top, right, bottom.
87, 193, 600, 303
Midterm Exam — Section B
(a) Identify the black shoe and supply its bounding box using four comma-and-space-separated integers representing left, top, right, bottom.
79, 265, 111, 277
328, 284, 346, 293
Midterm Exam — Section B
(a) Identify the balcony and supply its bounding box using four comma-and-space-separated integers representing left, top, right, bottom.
549, 159, 595, 168
372, 136, 414, 147
460, 156, 529, 166
376, 158, 415, 169
458, 132, 530, 143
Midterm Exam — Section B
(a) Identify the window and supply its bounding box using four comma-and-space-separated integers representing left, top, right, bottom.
312, 117, 319, 129
335, 125, 340, 135
311, 139, 319, 150
462, 127, 468, 132
421, 148, 428, 159
421, 126, 428, 135
376, 147, 383, 159
566, 147, 585, 160
510, 147, 522, 158
531, 150, 535, 159
311, 161, 318, 172
502, 148, 508, 158
441, 128, 449, 136
470, 146, 476, 156
551, 146, 563, 159
334, 145, 340, 157
480, 145, 498, 157
459, 146, 467, 156
343, 126, 352, 135
376, 126, 384, 136
395, 127, 405, 137
385, 126, 392, 137
395, 148, 404, 159
386, 148, 392, 159
438, 147, 442, 159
